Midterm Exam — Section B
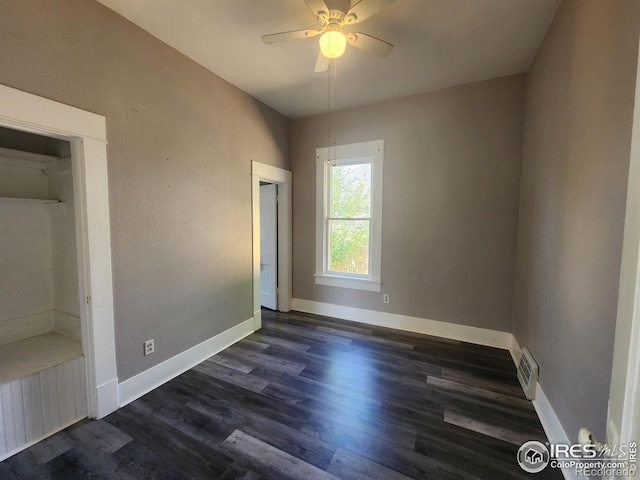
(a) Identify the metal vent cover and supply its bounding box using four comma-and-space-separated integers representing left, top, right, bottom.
517, 347, 539, 400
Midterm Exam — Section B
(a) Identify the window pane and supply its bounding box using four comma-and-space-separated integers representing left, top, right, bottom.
330, 162, 371, 218
329, 219, 369, 274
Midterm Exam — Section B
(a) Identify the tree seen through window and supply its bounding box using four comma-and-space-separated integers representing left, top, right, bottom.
328, 161, 371, 275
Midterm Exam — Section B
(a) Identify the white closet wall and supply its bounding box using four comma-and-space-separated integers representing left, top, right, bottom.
0, 202, 54, 329
47, 158, 81, 340
0, 152, 56, 340
0, 150, 81, 343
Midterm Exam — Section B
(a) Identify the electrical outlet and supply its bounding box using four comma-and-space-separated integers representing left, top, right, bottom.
144, 339, 154, 356
383, 294, 390, 304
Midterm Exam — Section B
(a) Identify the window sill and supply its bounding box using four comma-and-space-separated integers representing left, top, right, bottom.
314, 274, 381, 292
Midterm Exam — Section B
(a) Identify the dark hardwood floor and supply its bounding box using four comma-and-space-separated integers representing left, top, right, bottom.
0, 309, 563, 479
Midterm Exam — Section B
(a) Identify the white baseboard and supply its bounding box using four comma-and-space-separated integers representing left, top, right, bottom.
509, 334, 522, 366
532, 383, 575, 480
291, 298, 513, 350
253, 309, 262, 331
118, 318, 254, 407
95, 378, 119, 419
510, 333, 572, 480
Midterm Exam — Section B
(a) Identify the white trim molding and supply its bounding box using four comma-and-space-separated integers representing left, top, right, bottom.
509, 334, 523, 367
0, 84, 106, 141
251, 161, 293, 330
291, 298, 512, 350
532, 384, 575, 480
314, 274, 381, 292
72, 137, 118, 419
118, 318, 254, 407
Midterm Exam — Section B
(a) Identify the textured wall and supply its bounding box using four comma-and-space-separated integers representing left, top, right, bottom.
292, 75, 524, 332
513, 0, 640, 440
0, 0, 290, 381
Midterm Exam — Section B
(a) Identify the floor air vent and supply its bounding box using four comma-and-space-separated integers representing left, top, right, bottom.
517, 347, 538, 400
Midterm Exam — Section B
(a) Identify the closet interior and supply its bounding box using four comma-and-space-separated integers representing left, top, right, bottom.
0, 127, 87, 460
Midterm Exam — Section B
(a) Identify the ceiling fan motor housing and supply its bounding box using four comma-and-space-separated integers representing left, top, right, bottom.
318, 10, 346, 28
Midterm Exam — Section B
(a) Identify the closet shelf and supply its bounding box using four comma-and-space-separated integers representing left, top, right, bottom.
0, 332, 83, 385
0, 197, 65, 206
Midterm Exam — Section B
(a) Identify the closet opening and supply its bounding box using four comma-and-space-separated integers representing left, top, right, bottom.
0, 126, 87, 459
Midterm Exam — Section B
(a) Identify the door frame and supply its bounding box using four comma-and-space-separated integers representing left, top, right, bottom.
0, 84, 119, 419
608, 34, 640, 451
251, 161, 292, 330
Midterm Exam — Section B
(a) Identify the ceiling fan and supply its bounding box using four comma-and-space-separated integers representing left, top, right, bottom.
261, 0, 396, 73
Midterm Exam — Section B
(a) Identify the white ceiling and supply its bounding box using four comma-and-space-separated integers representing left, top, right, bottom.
96, 0, 560, 119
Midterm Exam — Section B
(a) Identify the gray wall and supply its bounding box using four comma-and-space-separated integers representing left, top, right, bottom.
292, 75, 524, 332
0, 0, 290, 381
513, 0, 640, 439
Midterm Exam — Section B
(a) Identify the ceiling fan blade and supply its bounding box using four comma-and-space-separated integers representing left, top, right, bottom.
346, 32, 394, 57
261, 29, 321, 44
304, 0, 330, 17
344, 0, 396, 24
314, 53, 331, 73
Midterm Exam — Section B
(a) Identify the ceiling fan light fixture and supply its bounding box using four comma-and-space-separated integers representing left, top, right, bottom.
319, 29, 347, 58
262, 0, 396, 70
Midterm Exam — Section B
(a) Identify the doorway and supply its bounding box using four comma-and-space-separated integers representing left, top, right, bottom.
251, 161, 292, 330
0, 84, 118, 424
260, 182, 278, 310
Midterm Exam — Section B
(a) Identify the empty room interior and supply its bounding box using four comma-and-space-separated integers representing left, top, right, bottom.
0, 0, 639, 478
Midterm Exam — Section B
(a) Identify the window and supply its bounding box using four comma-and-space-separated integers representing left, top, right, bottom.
315, 139, 383, 291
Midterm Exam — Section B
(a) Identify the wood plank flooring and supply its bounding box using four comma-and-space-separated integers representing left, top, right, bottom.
0, 309, 563, 479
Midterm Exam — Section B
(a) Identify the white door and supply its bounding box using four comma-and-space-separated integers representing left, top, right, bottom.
260, 183, 278, 310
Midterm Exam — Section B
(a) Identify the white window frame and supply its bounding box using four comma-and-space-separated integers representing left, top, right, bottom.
315, 139, 383, 292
